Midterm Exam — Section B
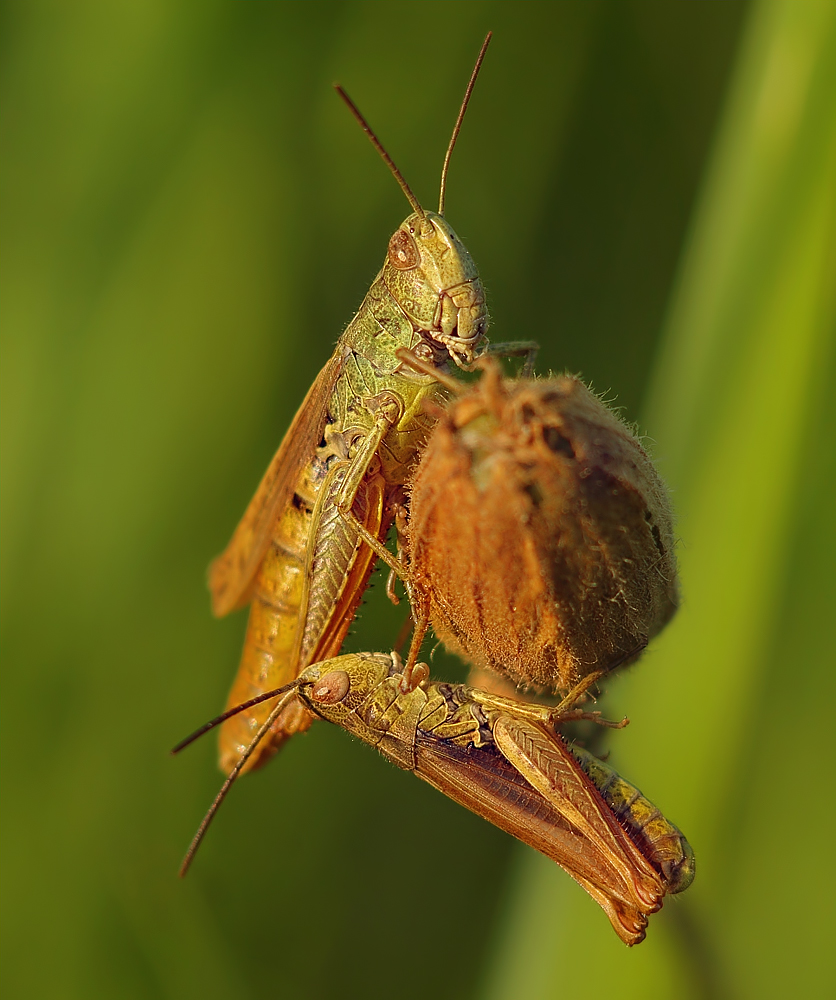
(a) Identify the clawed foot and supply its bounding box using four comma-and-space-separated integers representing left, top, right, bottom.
550, 707, 629, 730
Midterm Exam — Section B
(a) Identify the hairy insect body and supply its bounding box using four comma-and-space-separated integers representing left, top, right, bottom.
214, 211, 486, 773
406, 362, 679, 696
295, 652, 694, 946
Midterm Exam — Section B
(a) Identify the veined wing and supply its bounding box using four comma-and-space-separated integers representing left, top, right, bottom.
415, 717, 664, 946
492, 716, 664, 916
209, 350, 346, 616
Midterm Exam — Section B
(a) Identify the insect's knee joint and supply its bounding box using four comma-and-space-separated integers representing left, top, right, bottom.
367, 390, 404, 426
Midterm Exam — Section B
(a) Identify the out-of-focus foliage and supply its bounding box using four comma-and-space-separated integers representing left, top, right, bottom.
5, 2, 830, 999
485, 3, 836, 998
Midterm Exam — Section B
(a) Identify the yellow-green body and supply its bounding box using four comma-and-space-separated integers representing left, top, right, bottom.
569, 744, 695, 895
211, 211, 489, 774
293, 651, 695, 946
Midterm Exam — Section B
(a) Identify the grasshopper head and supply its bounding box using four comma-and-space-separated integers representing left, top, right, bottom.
384, 210, 487, 367
298, 651, 424, 767
297, 652, 396, 730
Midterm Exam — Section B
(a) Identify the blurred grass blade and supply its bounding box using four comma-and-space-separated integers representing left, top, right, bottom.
483, 1, 836, 997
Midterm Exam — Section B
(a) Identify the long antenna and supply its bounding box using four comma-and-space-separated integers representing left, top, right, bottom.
175, 684, 299, 877
438, 32, 492, 216
335, 85, 424, 217
170, 679, 301, 755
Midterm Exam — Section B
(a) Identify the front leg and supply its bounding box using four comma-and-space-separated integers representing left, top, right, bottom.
385, 503, 411, 606
469, 686, 627, 731
479, 339, 539, 377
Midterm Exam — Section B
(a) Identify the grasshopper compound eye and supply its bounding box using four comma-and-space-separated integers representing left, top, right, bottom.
310, 670, 351, 705
388, 229, 420, 269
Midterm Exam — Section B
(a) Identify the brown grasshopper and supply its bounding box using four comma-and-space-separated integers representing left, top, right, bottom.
175, 650, 694, 945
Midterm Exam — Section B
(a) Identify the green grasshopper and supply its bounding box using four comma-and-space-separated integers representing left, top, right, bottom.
209, 34, 535, 774
176, 651, 694, 945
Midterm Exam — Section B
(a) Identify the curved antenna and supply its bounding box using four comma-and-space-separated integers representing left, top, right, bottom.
438, 32, 492, 216
335, 85, 424, 217
170, 679, 301, 756
176, 685, 301, 877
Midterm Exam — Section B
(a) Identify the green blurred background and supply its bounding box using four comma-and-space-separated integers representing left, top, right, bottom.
3, 2, 834, 998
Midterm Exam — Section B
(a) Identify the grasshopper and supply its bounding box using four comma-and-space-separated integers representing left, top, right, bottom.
175, 650, 694, 945
210, 34, 534, 774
